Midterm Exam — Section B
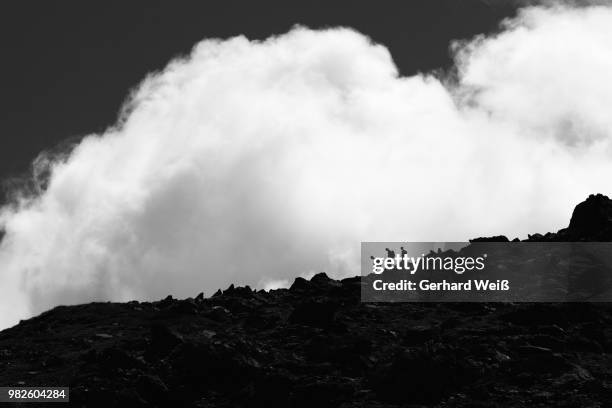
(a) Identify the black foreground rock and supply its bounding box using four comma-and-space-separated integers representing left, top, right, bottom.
2, 195, 612, 407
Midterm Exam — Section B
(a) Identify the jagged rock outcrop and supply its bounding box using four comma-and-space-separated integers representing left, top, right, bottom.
477, 193, 612, 242
565, 193, 612, 240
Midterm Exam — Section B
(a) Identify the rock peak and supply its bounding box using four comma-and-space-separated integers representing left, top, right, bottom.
567, 193, 612, 239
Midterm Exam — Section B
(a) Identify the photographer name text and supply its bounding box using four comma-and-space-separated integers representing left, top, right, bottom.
372, 279, 510, 292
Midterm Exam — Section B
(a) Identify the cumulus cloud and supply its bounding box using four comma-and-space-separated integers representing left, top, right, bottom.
1, 4, 612, 328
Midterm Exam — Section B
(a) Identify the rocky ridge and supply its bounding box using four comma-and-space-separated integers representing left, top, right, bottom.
1, 194, 612, 407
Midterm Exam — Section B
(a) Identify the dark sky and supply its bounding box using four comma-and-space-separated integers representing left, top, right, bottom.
0, 0, 519, 182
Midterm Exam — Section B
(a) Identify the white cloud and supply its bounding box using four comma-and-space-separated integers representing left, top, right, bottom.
2, 4, 612, 329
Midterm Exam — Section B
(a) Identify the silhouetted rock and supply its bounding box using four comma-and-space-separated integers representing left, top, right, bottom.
159, 295, 174, 308
224, 284, 253, 297
568, 193, 612, 239
290, 277, 310, 291
525, 194, 612, 241
310, 272, 332, 284
470, 235, 510, 242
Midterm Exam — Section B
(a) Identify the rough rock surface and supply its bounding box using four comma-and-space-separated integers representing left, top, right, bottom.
1, 195, 612, 407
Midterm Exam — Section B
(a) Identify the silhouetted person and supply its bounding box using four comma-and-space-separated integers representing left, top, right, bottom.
385, 248, 395, 258
400, 246, 408, 257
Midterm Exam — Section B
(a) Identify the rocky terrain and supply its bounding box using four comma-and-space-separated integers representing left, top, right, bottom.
1, 194, 612, 407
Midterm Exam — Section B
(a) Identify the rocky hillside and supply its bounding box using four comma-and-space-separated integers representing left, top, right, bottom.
1, 194, 612, 407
